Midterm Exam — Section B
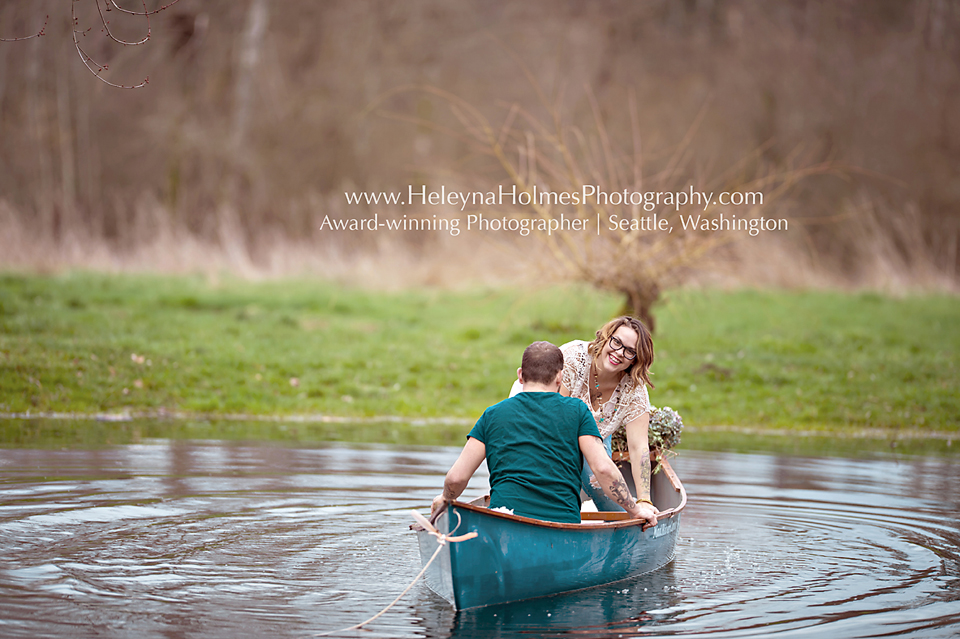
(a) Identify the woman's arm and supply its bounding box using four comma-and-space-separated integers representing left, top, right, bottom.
558, 341, 581, 399
624, 412, 657, 509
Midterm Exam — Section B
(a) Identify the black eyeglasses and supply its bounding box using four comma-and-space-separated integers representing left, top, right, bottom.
609, 336, 637, 360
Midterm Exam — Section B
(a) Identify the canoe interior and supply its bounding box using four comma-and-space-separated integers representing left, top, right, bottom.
579, 455, 686, 521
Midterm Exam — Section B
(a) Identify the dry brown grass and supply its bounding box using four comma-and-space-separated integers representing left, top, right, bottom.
0, 195, 534, 289
1, 191, 954, 298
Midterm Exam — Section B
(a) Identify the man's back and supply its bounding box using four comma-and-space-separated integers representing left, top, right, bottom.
468, 392, 599, 523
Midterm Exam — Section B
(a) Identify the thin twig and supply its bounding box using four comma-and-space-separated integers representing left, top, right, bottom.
107, 0, 184, 17
93, 0, 151, 46
0, 1, 183, 88
0, 14, 48, 41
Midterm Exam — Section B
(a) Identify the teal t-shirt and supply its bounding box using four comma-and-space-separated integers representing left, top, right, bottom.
468, 392, 600, 523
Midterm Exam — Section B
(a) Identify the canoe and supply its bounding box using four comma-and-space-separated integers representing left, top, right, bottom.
415, 454, 686, 610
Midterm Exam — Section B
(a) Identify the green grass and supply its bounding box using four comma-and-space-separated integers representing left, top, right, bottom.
0, 272, 957, 445
651, 288, 958, 432
0, 272, 614, 418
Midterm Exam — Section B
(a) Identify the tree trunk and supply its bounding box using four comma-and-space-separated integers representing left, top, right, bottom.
621, 283, 660, 334
27, 1, 54, 238
56, 53, 76, 217
231, 0, 269, 154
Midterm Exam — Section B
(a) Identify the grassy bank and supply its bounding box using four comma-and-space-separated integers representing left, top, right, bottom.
2, 419, 956, 457
1, 273, 957, 439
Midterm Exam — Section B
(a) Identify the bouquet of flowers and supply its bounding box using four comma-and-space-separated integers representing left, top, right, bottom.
611, 406, 684, 455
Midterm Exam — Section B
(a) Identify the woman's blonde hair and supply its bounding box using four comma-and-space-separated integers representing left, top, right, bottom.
587, 316, 655, 389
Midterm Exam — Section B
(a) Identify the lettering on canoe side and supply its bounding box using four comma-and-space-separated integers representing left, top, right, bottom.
649, 519, 678, 539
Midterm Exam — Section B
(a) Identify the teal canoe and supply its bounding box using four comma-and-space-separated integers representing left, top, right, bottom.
416, 455, 687, 610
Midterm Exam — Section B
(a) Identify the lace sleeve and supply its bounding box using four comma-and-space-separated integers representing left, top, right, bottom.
618, 381, 651, 426
560, 341, 588, 393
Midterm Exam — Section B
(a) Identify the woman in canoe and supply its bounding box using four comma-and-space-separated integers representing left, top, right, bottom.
560, 316, 657, 523
510, 316, 658, 522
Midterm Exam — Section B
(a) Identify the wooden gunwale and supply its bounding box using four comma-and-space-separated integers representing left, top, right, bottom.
433, 455, 686, 530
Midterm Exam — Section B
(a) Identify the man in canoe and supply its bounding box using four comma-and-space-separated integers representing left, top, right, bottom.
431, 341, 657, 527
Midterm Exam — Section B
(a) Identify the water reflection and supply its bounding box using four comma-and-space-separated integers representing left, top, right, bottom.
426, 564, 681, 639
0, 440, 957, 638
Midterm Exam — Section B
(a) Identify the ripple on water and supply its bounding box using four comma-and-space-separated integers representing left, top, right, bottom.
0, 444, 957, 638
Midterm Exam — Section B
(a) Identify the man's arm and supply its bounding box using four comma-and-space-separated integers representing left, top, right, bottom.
431, 437, 486, 514
579, 435, 658, 529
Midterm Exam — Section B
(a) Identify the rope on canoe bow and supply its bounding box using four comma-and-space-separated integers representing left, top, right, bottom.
314, 507, 477, 637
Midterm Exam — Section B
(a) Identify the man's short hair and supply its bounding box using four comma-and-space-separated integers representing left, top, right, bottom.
521, 341, 564, 385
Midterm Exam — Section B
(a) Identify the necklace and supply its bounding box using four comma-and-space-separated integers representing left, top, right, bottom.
592, 363, 607, 423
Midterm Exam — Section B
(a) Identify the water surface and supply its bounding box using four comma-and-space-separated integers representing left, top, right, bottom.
0, 442, 958, 637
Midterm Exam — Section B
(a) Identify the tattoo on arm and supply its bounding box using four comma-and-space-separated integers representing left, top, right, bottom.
638, 448, 652, 500
607, 476, 633, 508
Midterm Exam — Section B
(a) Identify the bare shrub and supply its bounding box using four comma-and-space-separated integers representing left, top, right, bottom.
376, 83, 832, 329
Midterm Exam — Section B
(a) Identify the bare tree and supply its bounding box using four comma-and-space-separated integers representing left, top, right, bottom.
379, 83, 826, 330
1, 0, 183, 89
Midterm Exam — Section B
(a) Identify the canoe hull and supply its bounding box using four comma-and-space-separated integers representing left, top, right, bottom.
418, 455, 685, 610
418, 506, 681, 609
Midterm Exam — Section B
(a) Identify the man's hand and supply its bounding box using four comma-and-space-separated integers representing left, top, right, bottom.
634, 502, 659, 530
431, 494, 447, 516
622, 498, 658, 529
435, 437, 487, 515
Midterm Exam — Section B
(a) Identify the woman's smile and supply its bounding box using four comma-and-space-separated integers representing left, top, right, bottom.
600, 325, 640, 374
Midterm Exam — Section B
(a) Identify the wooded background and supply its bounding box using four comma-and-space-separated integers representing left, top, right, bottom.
0, 0, 957, 289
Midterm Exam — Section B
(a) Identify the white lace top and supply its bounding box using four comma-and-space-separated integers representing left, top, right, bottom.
560, 340, 651, 439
